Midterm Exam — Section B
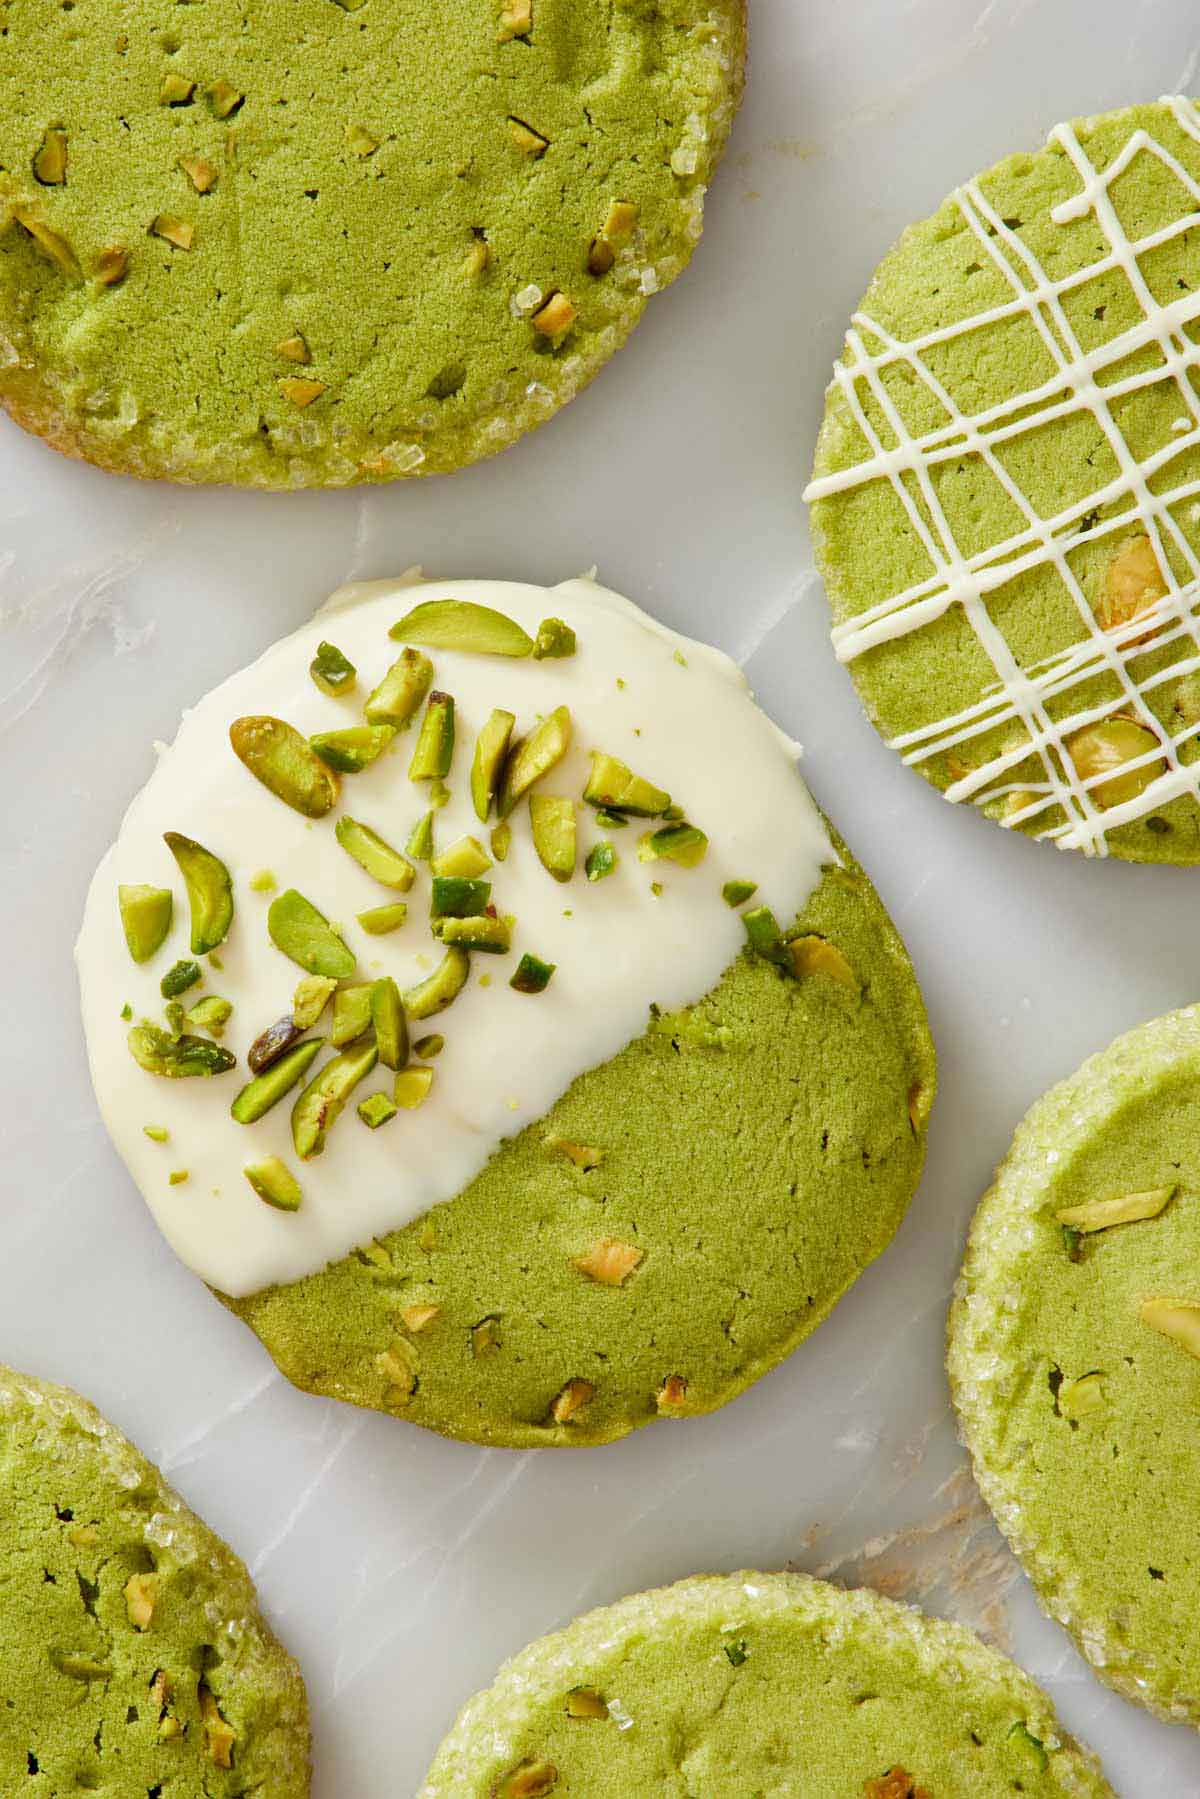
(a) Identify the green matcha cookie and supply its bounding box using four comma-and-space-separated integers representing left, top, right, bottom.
225, 827, 934, 1446
0, 1365, 309, 1794
419, 1571, 1112, 1796
807, 97, 1200, 863
950, 1005, 1200, 1727
0, 0, 743, 487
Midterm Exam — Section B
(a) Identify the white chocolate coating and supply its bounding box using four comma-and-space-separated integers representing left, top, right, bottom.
77, 576, 832, 1297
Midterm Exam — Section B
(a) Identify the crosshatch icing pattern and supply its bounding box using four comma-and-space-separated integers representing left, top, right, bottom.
807, 97, 1200, 860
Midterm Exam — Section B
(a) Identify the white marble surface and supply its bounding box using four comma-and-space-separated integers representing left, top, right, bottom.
4, 2, 1200, 1790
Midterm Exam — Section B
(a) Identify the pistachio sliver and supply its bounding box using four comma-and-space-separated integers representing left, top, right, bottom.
335, 816, 415, 890
585, 841, 616, 882
231, 715, 340, 817
394, 1065, 434, 1109
490, 821, 512, 861
358, 901, 408, 935
409, 691, 456, 782
786, 935, 857, 988
128, 1025, 236, 1078
413, 1032, 444, 1058
498, 706, 572, 817
330, 982, 374, 1047
185, 995, 232, 1036
532, 617, 576, 660
292, 974, 337, 1030
404, 946, 470, 1018
310, 723, 396, 773
364, 648, 434, 728
742, 904, 786, 963
430, 875, 492, 917
1057, 1372, 1105, 1420
160, 957, 202, 999
722, 879, 757, 907
530, 794, 576, 882
248, 1015, 303, 1072
1138, 1296, 1200, 1359
370, 976, 409, 1070
118, 884, 173, 964
431, 834, 492, 878
292, 1037, 378, 1159
510, 952, 555, 993
163, 832, 234, 954
471, 708, 516, 821
231, 1037, 324, 1123
268, 889, 356, 978
406, 810, 435, 862
582, 751, 670, 817
1056, 1186, 1175, 1233
436, 913, 513, 954
389, 598, 534, 658
244, 1157, 302, 1211
309, 641, 357, 696
636, 823, 707, 868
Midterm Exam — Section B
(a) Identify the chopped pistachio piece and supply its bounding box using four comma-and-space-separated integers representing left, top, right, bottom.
786, 935, 857, 987
159, 72, 196, 105
277, 331, 311, 366
120, 1003, 133, 1021
292, 1037, 378, 1159
185, 995, 232, 1036
1066, 716, 1164, 810
546, 1137, 603, 1170
582, 751, 670, 817
471, 1315, 501, 1355
404, 945, 470, 1018
406, 810, 435, 862
249, 868, 277, 894
357, 901, 408, 935
390, 597, 534, 657
370, 976, 409, 1069
722, 879, 757, 907
532, 616, 576, 660
394, 1063, 435, 1109
336, 816, 416, 890
143, 1125, 169, 1143
13, 206, 80, 276
280, 376, 326, 407
742, 904, 785, 962
532, 292, 577, 336
637, 822, 707, 868
268, 889, 356, 978
1055, 1186, 1175, 1233
430, 777, 452, 809
331, 982, 375, 1046
507, 117, 548, 157
498, 0, 532, 38
346, 122, 379, 157
588, 199, 638, 274
365, 647, 434, 728
93, 244, 129, 286
163, 1000, 187, 1039
1138, 1296, 1200, 1359
230, 715, 340, 817
593, 807, 627, 829
498, 706, 572, 817
129, 1025, 235, 1078
437, 913, 513, 954
248, 1015, 302, 1073
549, 1379, 593, 1424
510, 952, 555, 993
409, 691, 456, 782
118, 884, 173, 964
585, 841, 616, 882
179, 153, 217, 193
1057, 1372, 1105, 1420
572, 1239, 642, 1286
432, 834, 493, 879
531, 794, 576, 881
471, 708, 517, 821
656, 1373, 688, 1412
33, 127, 68, 185
565, 1687, 608, 1721
496, 1764, 558, 1799
431, 875, 492, 918
160, 958, 202, 999
231, 1037, 324, 1124
206, 78, 243, 118
150, 213, 194, 251
292, 974, 337, 1031
51, 1651, 112, 1681
1005, 1724, 1049, 1775
309, 640, 356, 696
310, 723, 395, 773
244, 1156, 302, 1211
413, 1033, 444, 1058
491, 821, 512, 861
163, 832, 234, 954
402, 1302, 440, 1332
200, 1686, 236, 1768
358, 1091, 398, 1129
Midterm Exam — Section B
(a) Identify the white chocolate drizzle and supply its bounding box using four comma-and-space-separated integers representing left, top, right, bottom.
804, 96, 1200, 856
